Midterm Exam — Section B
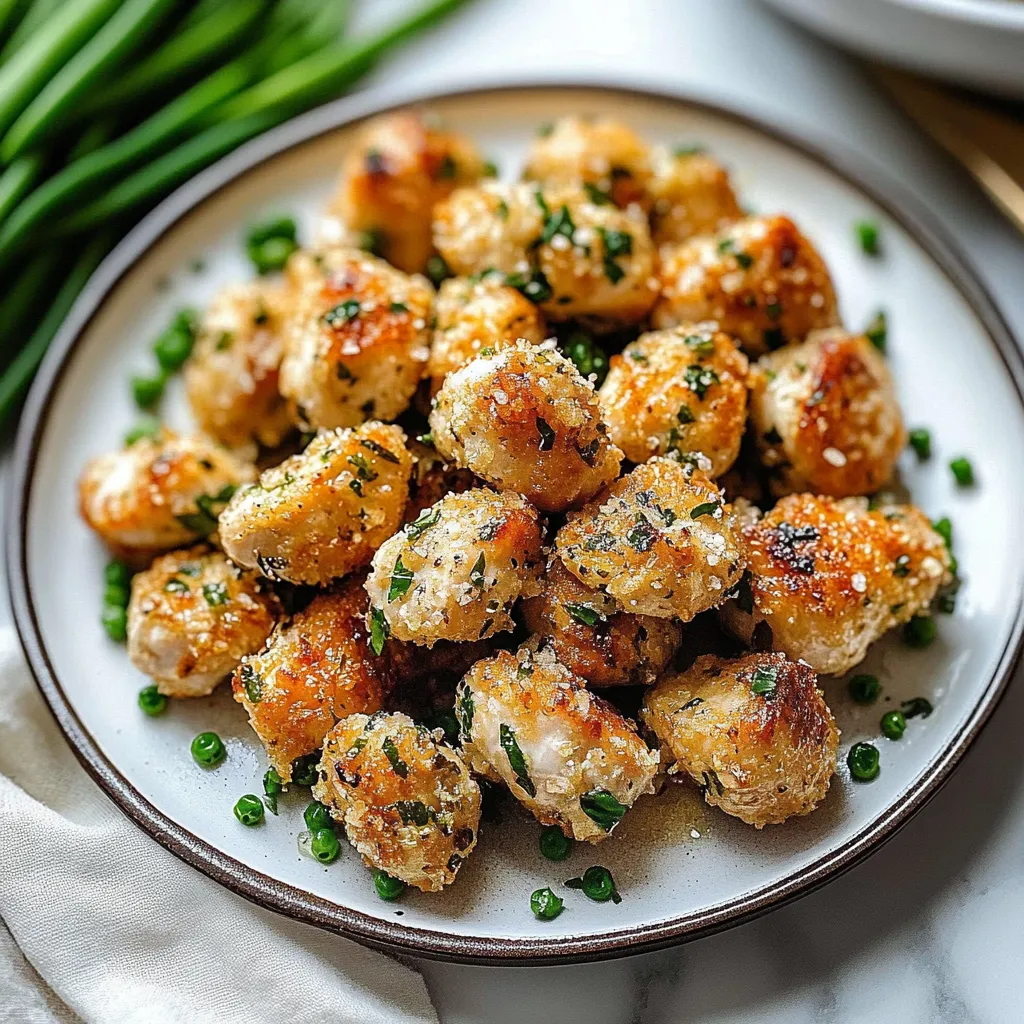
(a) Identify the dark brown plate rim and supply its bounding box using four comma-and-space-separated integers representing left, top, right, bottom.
8, 79, 1024, 966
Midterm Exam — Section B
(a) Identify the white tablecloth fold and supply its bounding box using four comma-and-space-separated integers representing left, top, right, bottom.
0, 628, 437, 1024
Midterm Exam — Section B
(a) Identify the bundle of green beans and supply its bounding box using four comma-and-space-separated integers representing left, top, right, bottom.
0, 0, 471, 428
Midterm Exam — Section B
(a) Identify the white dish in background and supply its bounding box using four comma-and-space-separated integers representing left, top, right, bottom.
8, 84, 1024, 964
761, 0, 1024, 98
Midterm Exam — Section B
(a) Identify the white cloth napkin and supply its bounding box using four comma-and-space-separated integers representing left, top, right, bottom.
0, 627, 437, 1024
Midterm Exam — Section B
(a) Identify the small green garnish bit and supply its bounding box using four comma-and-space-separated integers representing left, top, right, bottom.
908, 428, 931, 461
424, 707, 460, 747
373, 869, 406, 901
263, 768, 283, 814
880, 710, 906, 740
903, 615, 937, 649
382, 737, 409, 779
304, 800, 333, 833
234, 794, 264, 827
175, 484, 236, 538
310, 828, 341, 864
562, 330, 609, 385
389, 301, 408, 314
683, 363, 719, 399
323, 299, 361, 326
865, 310, 887, 353
132, 372, 166, 409
539, 825, 573, 861
892, 554, 911, 578
426, 254, 451, 287
239, 663, 262, 704
500, 724, 535, 797
369, 606, 389, 655
101, 604, 128, 642
674, 144, 705, 157
538, 202, 576, 246
137, 685, 167, 717
583, 181, 612, 206
848, 674, 881, 704
202, 581, 229, 607
457, 687, 475, 742
565, 865, 621, 903
191, 731, 226, 768
482, 159, 500, 178
847, 742, 880, 781
531, 887, 565, 921
405, 506, 440, 539
598, 226, 632, 284
563, 602, 602, 627
504, 268, 553, 303
154, 310, 197, 372
246, 216, 298, 274
291, 753, 319, 787
949, 456, 974, 487
388, 556, 414, 602
124, 417, 161, 446
932, 516, 958, 577
579, 789, 627, 832
750, 665, 778, 698
856, 219, 881, 256
689, 500, 720, 520
358, 228, 386, 256
469, 551, 487, 589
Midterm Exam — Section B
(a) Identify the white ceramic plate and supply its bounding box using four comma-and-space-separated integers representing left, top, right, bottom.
9, 83, 1024, 964
760, 0, 1024, 99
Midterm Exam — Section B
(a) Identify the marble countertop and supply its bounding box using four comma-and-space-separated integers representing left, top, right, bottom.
353, 1, 1024, 1021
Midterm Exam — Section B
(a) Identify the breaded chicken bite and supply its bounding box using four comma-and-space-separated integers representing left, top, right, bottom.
653, 215, 839, 357
648, 146, 744, 246
522, 116, 652, 210
403, 440, 479, 523
279, 247, 433, 429
219, 423, 412, 585
314, 711, 481, 892
598, 322, 749, 476
433, 182, 658, 328
127, 546, 278, 698
556, 458, 744, 620
429, 340, 622, 512
329, 111, 485, 273
365, 487, 544, 646
750, 327, 906, 497
640, 652, 838, 827
427, 274, 547, 393
78, 431, 255, 557
457, 643, 659, 841
520, 555, 682, 687
184, 281, 294, 448
721, 494, 951, 675
232, 580, 393, 782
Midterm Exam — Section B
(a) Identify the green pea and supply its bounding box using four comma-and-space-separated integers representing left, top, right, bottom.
104, 582, 129, 608
154, 326, 194, 372
191, 731, 226, 768
881, 710, 906, 740
848, 674, 881, 705
310, 828, 341, 864
137, 685, 167, 717
373, 869, 406, 901
566, 865, 621, 903
104, 559, 131, 588
847, 742, 880, 781
304, 800, 333, 833
101, 603, 127, 642
908, 428, 931, 461
903, 615, 937, 649
250, 236, 298, 275
949, 457, 974, 487
263, 768, 282, 814
132, 372, 166, 409
855, 219, 881, 256
234, 794, 264, 826
530, 887, 564, 921
539, 825, 572, 861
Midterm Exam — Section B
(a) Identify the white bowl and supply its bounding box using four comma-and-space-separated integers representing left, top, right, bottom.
761, 0, 1024, 98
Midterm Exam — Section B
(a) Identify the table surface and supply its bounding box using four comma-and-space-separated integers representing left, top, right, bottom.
9, 1, 1024, 1021
352, 1, 1024, 1021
